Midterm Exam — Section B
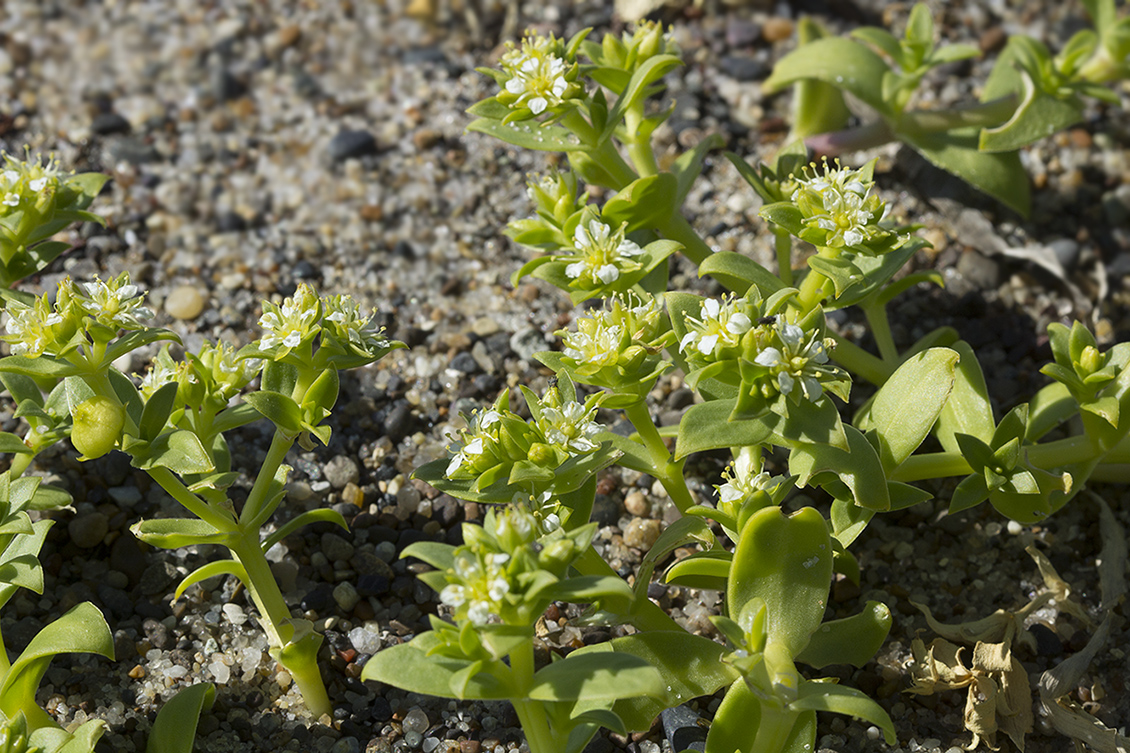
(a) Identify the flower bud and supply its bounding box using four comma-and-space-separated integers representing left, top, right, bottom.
71, 395, 125, 459
1079, 345, 1103, 375
528, 442, 557, 467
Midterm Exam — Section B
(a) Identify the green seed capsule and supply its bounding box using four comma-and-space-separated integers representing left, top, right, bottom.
71, 395, 125, 459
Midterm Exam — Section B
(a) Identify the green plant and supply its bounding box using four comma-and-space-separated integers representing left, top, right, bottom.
366, 20, 1130, 753
763, 1, 1130, 215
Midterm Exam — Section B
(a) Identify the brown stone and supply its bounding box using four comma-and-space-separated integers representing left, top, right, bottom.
762, 17, 795, 43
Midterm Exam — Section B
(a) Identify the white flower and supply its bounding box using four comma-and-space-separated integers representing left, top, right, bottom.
717, 447, 782, 506
258, 283, 320, 350
323, 294, 389, 351
445, 407, 503, 478
791, 160, 885, 249
500, 35, 572, 115
563, 220, 644, 288
537, 400, 601, 453
3, 304, 63, 357
679, 295, 755, 360
754, 322, 831, 401
440, 584, 467, 608
74, 273, 154, 329
562, 322, 622, 366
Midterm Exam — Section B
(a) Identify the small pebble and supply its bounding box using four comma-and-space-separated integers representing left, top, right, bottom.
624, 491, 650, 517
761, 17, 794, 43
68, 512, 108, 548
333, 581, 361, 612
164, 285, 206, 320
623, 518, 663, 551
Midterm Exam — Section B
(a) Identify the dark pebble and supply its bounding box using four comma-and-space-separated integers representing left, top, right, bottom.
384, 401, 414, 440
393, 239, 416, 259
1028, 623, 1063, 656
582, 736, 615, 753
369, 697, 392, 722
97, 584, 135, 620
140, 560, 178, 596
355, 574, 391, 597
215, 211, 247, 233
106, 137, 160, 165
109, 534, 147, 587
397, 528, 430, 551
91, 112, 131, 135
301, 582, 335, 612
368, 525, 398, 545
590, 494, 620, 527
431, 495, 461, 526
450, 352, 479, 374
662, 705, 707, 753
329, 129, 378, 162
719, 55, 766, 81
212, 68, 247, 101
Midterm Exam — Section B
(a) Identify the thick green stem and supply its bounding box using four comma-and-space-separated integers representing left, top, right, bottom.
828, 333, 892, 386
509, 641, 557, 753
899, 94, 1019, 134
750, 706, 799, 753
892, 435, 1105, 483
147, 466, 238, 533
796, 267, 830, 314
623, 401, 695, 514
625, 105, 659, 178
861, 299, 899, 366
7, 451, 31, 479
230, 529, 332, 718
240, 431, 294, 527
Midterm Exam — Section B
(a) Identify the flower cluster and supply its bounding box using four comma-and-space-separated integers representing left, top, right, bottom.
791, 160, 890, 250
2, 272, 155, 359
257, 284, 322, 353
678, 295, 759, 362
753, 321, 835, 401
0, 151, 62, 212
322, 294, 391, 354
497, 32, 581, 118
74, 273, 155, 330
564, 219, 644, 287
444, 379, 606, 493
717, 449, 785, 509
141, 342, 259, 414
557, 294, 670, 393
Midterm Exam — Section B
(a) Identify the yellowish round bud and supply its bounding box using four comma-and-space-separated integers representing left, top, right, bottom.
71, 396, 125, 459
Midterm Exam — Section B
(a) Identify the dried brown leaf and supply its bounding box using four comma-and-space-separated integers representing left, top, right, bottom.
1026, 545, 1096, 627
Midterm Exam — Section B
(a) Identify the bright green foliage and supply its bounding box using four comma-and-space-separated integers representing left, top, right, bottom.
146, 683, 215, 753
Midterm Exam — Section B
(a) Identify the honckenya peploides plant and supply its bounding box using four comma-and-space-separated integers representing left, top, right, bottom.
365, 17, 1130, 753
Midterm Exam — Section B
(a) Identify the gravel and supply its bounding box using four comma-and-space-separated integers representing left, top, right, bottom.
0, 1, 1128, 752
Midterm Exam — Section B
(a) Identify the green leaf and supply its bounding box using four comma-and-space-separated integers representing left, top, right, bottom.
103, 328, 181, 368
791, 683, 895, 745
934, 340, 995, 453
467, 118, 588, 151
539, 575, 634, 607
601, 54, 683, 143
174, 560, 248, 599
132, 430, 215, 474
569, 709, 627, 738
663, 549, 731, 591
697, 252, 786, 297
0, 432, 30, 454
856, 348, 958, 470
260, 508, 349, 554
851, 27, 903, 63
763, 37, 893, 118
361, 634, 516, 700
528, 653, 663, 701
635, 517, 715, 602
0, 355, 79, 379
147, 683, 215, 753
979, 71, 1083, 152
789, 425, 889, 511
139, 382, 179, 442
728, 506, 832, 655
676, 399, 777, 459
0, 519, 49, 609
130, 518, 234, 549
1026, 382, 1074, 441
901, 127, 1030, 217
1, 602, 114, 732
795, 601, 892, 669
601, 174, 678, 231
706, 679, 762, 753
573, 632, 738, 732
243, 390, 303, 435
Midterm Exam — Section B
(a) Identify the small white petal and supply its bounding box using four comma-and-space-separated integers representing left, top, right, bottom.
702, 298, 720, 318
777, 372, 795, 395
727, 312, 752, 334
679, 332, 697, 353
595, 265, 619, 284
780, 324, 804, 349
755, 347, 782, 367
529, 97, 548, 115
505, 78, 525, 94
565, 261, 585, 279
697, 334, 719, 356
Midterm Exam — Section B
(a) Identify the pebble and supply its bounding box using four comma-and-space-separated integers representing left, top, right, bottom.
624, 491, 650, 517
333, 582, 361, 612
761, 17, 795, 43
223, 603, 248, 625
324, 455, 361, 489
622, 518, 663, 551
165, 285, 206, 320
322, 533, 355, 562
328, 130, 379, 162
68, 512, 108, 548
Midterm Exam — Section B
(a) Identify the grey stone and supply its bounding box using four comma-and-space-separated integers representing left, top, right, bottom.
324, 455, 360, 489
68, 512, 108, 548
140, 560, 178, 596
321, 532, 355, 563
328, 129, 378, 162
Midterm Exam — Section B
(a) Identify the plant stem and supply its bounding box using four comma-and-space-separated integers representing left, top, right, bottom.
230, 528, 332, 718
861, 299, 899, 366
892, 435, 1104, 483
827, 333, 892, 386
796, 268, 830, 315
147, 466, 238, 533
510, 640, 557, 753
240, 431, 293, 527
625, 104, 659, 178
899, 94, 1019, 134
805, 121, 894, 156
750, 707, 799, 753
623, 401, 695, 514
